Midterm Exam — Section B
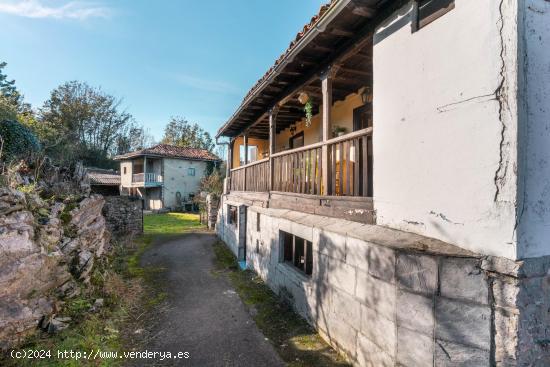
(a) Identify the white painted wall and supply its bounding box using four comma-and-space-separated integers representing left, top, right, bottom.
373, 0, 520, 259
162, 158, 208, 208
120, 161, 133, 187
516, 0, 550, 258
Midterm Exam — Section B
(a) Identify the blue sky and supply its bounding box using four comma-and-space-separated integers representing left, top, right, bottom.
0, 0, 325, 140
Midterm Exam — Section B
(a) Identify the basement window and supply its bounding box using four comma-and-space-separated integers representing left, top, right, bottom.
413, 0, 455, 31
281, 231, 313, 276
228, 205, 238, 226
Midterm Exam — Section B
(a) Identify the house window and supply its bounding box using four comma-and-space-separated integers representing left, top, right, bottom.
280, 231, 313, 276
413, 0, 455, 31
228, 205, 238, 226
240, 145, 258, 165
289, 131, 304, 149
123, 167, 127, 174
256, 212, 261, 232
188, 167, 196, 176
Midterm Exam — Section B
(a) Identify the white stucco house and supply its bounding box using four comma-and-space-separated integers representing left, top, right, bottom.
215, 0, 550, 366
114, 144, 220, 210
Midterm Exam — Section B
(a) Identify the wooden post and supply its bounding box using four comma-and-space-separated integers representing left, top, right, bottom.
269, 106, 279, 191
320, 66, 338, 195
227, 139, 234, 192
143, 156, 147, 183
225, 143, 231, 179
243, 134, 248, 191
243, 134, 249, 165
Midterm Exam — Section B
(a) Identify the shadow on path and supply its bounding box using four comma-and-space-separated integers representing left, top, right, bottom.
131, 231, 284, 367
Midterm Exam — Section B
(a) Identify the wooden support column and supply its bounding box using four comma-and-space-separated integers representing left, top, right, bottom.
143, 156, 148, 183
269, 106, 279, 191
320, 65, 339, 195
243, 134, 249, 165
243, 134, 248, 191
227, 139, 234, 193
225, 142, 231, 178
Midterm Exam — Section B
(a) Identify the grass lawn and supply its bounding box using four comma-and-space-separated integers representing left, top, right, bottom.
143, 212, 204, 235
213, 241, 351, 367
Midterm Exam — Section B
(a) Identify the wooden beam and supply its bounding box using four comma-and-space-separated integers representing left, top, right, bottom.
269, 107, 279, 191
321, 65, 339, 195
329, 27, 355, 37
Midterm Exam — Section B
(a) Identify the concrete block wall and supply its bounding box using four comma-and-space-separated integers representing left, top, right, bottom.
217, 195, 550, 366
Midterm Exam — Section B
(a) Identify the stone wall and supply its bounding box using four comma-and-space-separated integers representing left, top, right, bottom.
205, 194, 219, 230
0, 189, 109, 349
216, 194, 550, 367
102, 196, 143, 236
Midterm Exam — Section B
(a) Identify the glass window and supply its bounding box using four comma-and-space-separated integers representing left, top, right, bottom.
240, 145, 258, 165
188, 167, 196, 176
280, 230, 313, 276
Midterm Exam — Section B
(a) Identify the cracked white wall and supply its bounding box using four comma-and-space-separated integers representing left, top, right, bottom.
373, 0, 520, 259
516, 0, 550, 258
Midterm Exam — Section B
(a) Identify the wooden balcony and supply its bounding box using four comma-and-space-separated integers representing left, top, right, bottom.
132, 172, 163, 186
229, 127, 372, 197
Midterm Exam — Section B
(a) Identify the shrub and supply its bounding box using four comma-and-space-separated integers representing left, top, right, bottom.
0, 119, 41, 161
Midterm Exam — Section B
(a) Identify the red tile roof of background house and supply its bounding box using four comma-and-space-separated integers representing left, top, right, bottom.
87, 168, 121, 185
114, 144, 220, 162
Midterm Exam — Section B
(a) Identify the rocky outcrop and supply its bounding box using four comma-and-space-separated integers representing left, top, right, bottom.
0, 185, 109, 349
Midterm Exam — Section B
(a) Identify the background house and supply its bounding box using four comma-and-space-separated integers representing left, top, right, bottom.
115, 144, 220, 210
87, 168, 121, 196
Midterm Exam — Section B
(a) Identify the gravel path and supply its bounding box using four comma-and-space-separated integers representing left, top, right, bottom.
136, 232, 285, 367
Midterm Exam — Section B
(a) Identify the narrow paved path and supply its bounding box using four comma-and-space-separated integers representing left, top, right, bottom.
138, 232, 285, 367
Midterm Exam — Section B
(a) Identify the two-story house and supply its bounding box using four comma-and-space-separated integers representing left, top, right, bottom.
215, 0, 550, 366
114, 144, 220, 210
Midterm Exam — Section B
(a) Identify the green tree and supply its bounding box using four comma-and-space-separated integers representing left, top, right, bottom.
161, 117, 214, 152
39, 81, 141, 167
0, 62, 30, 114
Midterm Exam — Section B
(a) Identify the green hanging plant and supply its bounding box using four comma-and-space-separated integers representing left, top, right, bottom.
304, 100, 313, 127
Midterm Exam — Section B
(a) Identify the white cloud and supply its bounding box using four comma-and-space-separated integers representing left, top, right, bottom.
172, 73, 242, 96
0, 0, 111, 20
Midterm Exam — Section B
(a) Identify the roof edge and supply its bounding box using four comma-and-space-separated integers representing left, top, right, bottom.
216, 0, 352, 139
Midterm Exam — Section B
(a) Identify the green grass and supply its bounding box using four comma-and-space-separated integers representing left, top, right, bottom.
212, 241, 351, 367
143, 212, 204, 235
1, 212, 205, 366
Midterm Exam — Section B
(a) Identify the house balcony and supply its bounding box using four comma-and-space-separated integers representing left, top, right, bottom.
132, 172, 163, 187
228, 127, 374, 224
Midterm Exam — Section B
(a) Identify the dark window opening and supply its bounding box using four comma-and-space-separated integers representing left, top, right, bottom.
289, 131, 304, 149
353, 104, 372, 132
414, 0, 455, 31
228, 205, 238, 226
123, 167, 127, 174
256, 212, 261, 232
281, 230, 313, 276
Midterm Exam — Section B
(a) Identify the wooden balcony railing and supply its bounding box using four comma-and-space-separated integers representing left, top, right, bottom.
230, 158, 269, 192
229, 127, 372, 197
132, 172, 163, 184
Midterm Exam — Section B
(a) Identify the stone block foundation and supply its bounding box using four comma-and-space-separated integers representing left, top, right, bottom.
216, 194, 550, 367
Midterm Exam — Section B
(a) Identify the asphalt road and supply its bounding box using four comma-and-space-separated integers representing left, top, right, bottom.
136, 232, 285, 367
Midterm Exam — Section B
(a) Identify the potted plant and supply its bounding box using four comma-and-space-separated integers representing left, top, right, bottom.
332, 125, 347, 137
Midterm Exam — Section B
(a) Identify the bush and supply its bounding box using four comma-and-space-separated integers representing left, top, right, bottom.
0, 119, 41, 161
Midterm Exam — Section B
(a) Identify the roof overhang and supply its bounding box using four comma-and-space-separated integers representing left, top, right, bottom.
217, 0, 396, 140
